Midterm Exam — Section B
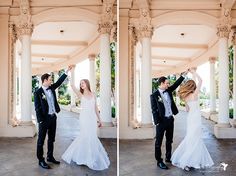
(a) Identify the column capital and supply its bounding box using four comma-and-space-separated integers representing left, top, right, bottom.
88, 54, 96, 61
9, 22, 17, 43
98, 1, 115, 35
231, 26, 236, 45
16, 0, 33, 38
128, 25, 138, 46
209, 57, 217, 63
136, 8, 153, 40
217, 7, 232, 39
111, 21, 117, 42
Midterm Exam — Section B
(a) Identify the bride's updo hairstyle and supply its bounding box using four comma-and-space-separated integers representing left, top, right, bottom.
178, 80, 196, 100
80, 79, 92, 94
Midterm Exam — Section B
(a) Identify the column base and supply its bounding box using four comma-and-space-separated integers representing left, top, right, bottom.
101, 122, 114, 127
214, 123, 236, 138
19, 121, 34, 126
141, 123, 153, 128
0, 124, 36, 137
201, 109, 218, 120
230, 119, 236, 128
119, 126, 155, 139
130, 120, 141, 129
97, 126, 117, 138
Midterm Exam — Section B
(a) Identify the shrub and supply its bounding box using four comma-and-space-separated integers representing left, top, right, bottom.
58, 98, 71, 105
112, 106, 116, 118
229, 108, 233, 119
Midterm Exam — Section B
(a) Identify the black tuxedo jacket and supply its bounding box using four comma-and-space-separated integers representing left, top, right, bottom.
34, 73, 67, 123
150, 76, 185, 125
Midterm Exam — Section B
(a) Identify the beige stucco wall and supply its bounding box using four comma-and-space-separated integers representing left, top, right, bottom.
0, 15, 9, 128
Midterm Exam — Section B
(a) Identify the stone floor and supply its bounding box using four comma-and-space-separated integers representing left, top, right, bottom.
0, 110, 117, 176
120, 111, 236, 176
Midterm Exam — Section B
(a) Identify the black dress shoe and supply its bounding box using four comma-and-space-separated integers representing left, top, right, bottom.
165, 159, 172, 163
39, 160, 50, 169
47, 157, 60, 164
157, 161, 169, 169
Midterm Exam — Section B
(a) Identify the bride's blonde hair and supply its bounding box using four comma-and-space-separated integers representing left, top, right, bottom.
178, 80, 196, 100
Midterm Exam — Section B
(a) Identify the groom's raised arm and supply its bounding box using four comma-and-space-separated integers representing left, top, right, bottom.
51, 73, 67, 90
168, 76, 185, 92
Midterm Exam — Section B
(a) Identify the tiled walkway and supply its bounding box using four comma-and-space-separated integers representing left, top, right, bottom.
120, 111, 236, 176
0, 110, 117, 176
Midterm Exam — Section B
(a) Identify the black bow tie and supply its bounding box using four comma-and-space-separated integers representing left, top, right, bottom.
46, 87, 50, 90
163, 90, 167, 93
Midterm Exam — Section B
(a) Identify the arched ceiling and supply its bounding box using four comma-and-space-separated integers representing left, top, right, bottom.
150, 25, 217, 76
31, 21, 99, 74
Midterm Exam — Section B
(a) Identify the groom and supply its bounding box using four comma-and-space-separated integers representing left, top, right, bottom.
34, 66, 72, 169
150, 72, 187, 170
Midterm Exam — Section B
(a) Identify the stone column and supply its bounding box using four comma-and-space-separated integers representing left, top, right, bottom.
98, 2, 114, 126
17, 30, 33, 123
70, 66, 76, 107
232, 28, 236, 122
16, 0, 34, 125
209, 57, 216, 113
215, 7, 231, 129
88, 54, 96, 93
136, 8, 153, 127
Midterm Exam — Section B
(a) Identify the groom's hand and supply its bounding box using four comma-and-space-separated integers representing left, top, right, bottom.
181, 71, 188, 77
65, 65, 74, 74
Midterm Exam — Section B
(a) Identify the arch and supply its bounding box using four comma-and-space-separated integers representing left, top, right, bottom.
32, 7, 100, 26
152, 11, 218, 29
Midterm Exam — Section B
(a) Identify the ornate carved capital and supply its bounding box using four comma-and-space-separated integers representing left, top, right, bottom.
231, 27, 236, 45
16, 0, 33, 38
9, 23, 17, 43
98, 2, 114, 35
217, 7, 231, 39
16, 22, 33, 37
136, 8, 153, 40
128, 25, 138, 46
111, 21, 117, 42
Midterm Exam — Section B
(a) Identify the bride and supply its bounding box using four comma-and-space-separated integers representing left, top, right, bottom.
62, 78, 110, 170
171, 68, 214, 171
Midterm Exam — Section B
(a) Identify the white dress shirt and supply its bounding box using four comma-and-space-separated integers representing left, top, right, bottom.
42, 85, 56, 115
159, 88, 173, 117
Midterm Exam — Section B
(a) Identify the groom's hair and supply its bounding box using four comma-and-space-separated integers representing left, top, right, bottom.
158, 76, 167, 85
41, 73, 51, 83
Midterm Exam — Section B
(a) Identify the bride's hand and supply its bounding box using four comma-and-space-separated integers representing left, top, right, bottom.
189, 67, 196, 74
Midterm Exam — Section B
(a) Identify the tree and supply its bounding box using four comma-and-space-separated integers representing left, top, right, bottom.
58, 69, 69, 97
32, 75, 39, 93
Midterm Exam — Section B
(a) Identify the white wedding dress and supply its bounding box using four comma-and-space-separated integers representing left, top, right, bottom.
171, 100, 214, 169
62, 95, 110, 170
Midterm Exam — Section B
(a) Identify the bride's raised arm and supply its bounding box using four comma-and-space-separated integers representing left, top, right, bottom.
190, 68, 202, 98
70, 83, 82, 99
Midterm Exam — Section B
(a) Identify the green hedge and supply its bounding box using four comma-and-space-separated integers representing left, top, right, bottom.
112, 106, 116, 118
229, 108, 233, 119
58, 98, 71, 105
